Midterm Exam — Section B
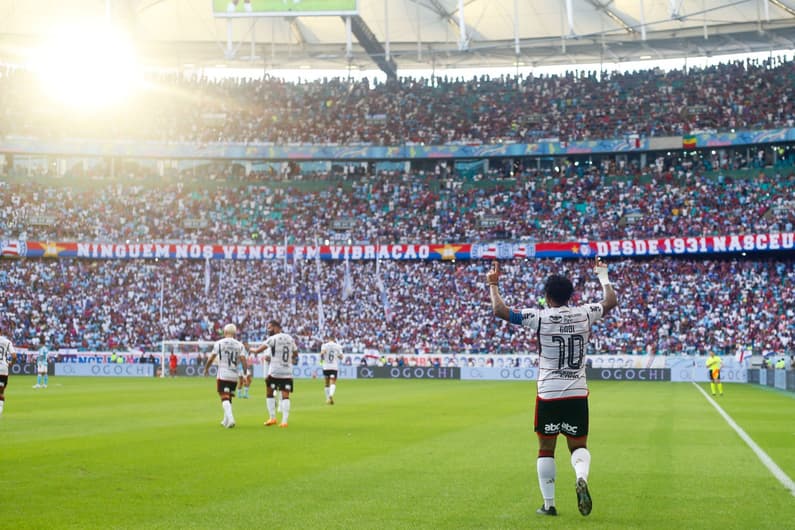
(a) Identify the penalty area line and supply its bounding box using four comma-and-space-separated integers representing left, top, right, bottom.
693, 382, 795, 497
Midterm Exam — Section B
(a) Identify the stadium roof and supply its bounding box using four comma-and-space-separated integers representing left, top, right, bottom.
1, 0, 795, 75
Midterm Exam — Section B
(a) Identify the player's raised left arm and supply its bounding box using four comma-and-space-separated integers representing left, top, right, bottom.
487, 261, 510, 321
595, 257, 618, 315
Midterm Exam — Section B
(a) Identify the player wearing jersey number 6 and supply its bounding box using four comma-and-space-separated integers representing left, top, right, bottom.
319, 333, 344, 405
487, 258, 617, 517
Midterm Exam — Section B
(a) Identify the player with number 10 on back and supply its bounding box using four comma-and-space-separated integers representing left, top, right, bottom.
486, 258, 618, 518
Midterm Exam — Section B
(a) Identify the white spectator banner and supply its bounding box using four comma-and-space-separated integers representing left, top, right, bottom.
2, 233, 793, 261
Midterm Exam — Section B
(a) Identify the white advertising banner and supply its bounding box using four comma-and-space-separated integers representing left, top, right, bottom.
55, 362, 154, 377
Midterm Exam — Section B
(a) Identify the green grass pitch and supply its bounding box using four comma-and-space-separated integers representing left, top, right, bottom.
3, 377, 795, 529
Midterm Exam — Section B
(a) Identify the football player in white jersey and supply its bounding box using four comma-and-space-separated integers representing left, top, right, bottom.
487, 258, 617, 518
251, 320, 298, 428
0, 331, 18, 417
203, 324, 247, 428
319, 334, 344, 405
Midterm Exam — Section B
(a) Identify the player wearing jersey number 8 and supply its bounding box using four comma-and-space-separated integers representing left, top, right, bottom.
487, 258, 617, 517
250, 320, 298, 428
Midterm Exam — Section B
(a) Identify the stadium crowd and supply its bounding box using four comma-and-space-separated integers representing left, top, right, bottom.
1, 165, 793, 244
1, 56, 794, 360
1, 256, 792, 359
1, 57, 793, 144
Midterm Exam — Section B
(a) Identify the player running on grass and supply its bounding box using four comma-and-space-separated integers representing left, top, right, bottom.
251, 320, 298, 428
487, 258, 617, 517
319, 333, 344, 404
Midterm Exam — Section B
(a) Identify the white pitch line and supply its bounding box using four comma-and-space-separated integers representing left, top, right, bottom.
693, 383, 795, 497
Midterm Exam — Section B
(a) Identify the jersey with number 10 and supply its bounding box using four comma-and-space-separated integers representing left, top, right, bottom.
265, 333, 298, 378
513, 303, 603, 400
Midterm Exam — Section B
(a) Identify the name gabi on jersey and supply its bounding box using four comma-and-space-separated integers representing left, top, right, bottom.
552, 370, 580, 379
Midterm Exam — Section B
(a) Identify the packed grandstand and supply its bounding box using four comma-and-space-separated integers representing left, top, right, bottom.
1, 57, 793, 144
0, 58, 794, 361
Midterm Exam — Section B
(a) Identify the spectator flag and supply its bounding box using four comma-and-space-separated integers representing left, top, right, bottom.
204, 257, 211, 296
375, 249, 393, 323
291, 248, 299, 315
1, 240, 26, 257
283, 234, 289, 273
342, 248, 353, 300
480, 244, 497, 259
314, 237, 325, 334
737, 346, 751, 365
159, 278, 164, 324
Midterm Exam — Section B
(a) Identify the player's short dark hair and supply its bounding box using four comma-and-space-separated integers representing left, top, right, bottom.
544, 274, 574, 305
268, 320, 281, 329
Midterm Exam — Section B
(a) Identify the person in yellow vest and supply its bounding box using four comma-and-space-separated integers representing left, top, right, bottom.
705, 351, 723, 396
775, 358, 786, 370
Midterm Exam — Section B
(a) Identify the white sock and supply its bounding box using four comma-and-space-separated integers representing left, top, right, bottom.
324, 387, 330, 398
329, 383, 336, 397
537, 457, 556, 509
281, 399, 290, 424
571, 448, 591, 482
222, 400, 234, 423
266, 397, 276, 418
0, 400, 4, 415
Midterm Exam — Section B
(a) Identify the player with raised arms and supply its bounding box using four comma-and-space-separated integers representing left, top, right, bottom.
204, 323, 247, 429
487, 258, 618, 517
